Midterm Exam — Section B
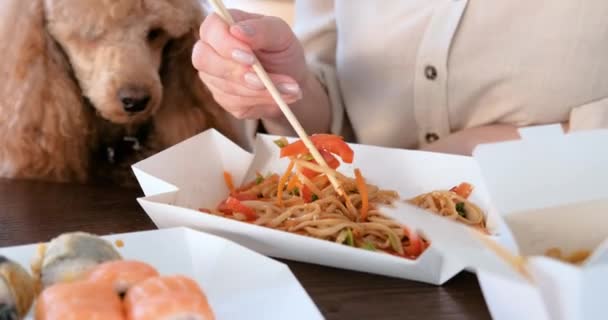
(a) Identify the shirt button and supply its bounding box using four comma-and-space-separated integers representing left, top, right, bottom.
424, 65, 437, 80
425, 132, 439, 143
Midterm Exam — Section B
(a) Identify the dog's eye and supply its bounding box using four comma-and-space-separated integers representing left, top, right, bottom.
147, 28, 164, 42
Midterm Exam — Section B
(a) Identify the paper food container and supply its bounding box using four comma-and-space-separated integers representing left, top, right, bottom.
381, 125, 608, 320
0, 227, 322, 320
132, 129, 503, 285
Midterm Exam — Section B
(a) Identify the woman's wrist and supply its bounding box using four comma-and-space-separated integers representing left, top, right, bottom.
261, 69, 332, 136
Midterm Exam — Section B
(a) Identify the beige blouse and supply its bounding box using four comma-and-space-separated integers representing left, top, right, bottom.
288, 0, 608, 149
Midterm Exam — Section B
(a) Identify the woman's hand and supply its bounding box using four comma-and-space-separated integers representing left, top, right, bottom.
192, 9, 332, 135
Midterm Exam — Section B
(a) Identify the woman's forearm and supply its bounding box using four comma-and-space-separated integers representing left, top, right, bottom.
260, 70, 332, 136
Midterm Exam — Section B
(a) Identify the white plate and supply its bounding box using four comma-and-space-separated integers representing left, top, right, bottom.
0, 227, 323, 320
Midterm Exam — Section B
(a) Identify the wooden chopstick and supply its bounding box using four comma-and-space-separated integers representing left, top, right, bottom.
475, 232, 533, 283
207, 0, 347, 197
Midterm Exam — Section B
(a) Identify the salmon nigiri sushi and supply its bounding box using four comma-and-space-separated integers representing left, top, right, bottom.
35, 281, 124, 320
83, 260, 159, 297
125, 275, 215, 320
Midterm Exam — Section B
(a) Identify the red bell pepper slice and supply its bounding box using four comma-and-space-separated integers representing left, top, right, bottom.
230, 192, 259, 201
280, 134, 354, 164
301, 149, 340, 178
450, 182, 473, 199
218, 197, 257, 220
403, 227, 423, 258
301, 186, 313, 203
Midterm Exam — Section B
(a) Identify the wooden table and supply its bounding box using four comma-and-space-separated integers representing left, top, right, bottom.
0, 178, 492, 319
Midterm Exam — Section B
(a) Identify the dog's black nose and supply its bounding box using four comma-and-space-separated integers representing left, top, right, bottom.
118, 87, 150, 113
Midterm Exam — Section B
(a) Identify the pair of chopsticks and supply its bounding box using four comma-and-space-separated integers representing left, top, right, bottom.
208, 0, 346, 197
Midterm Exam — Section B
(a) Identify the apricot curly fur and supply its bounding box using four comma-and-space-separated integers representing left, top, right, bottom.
0, 0, 240, 185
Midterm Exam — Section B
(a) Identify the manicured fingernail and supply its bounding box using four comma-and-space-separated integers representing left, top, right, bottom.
232, 49, 255, 65
278, 83, 301, 95
244, 72, 264, 89
236, 23, 255, 37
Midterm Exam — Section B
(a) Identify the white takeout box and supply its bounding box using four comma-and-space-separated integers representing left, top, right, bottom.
382, 125, 608, 320
0, 227, 323, 320
132, 129, 503, 285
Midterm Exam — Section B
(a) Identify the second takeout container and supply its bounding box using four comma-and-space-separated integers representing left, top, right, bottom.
382, 125, 608, 320
132, 129, 503, 285
0, 227, 323, 320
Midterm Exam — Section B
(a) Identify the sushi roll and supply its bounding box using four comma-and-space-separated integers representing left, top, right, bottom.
83, 260, 159, 297
125, 275, 215, 320
0, 256, 36, 320
35, 281, 124, 320
33, 232, 122, 288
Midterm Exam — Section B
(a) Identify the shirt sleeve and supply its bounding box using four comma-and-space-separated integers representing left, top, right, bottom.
568, 96, 608, 132
294, 0, 351, 139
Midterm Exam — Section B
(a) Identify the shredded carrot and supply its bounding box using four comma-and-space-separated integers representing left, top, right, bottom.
277, 160, 296, 206
286, 174, 300, 191
354, 168, 369, 221
223, 171, 235, 192
295, 166, 323, 197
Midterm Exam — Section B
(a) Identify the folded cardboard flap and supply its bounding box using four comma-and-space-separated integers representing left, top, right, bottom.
525, 254, 608, 320
527, 256, 583, 320
472, 124, 608, 260
132, 167, 178, 197
585, 237, 608, 267
133, 129, 255, 209
472, 125, 608, 216
381, 201, 530, 283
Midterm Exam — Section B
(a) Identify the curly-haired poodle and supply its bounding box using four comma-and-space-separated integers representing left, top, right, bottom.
0, 0, 242, 185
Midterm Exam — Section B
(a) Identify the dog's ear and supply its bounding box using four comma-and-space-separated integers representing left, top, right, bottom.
0, 0, 93, 182
152, 5, 246, 150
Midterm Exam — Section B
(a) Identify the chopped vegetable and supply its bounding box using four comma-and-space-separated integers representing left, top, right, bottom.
290, 188, 300, 196
311, 194, 319, 202
286, 174, 300, 191
455, 202, 467, 217
300, 154, 315, 161
362, 242, 376, 251
354, 168, 369, 221
274, 137, 288, 148
279, 134, 354, 164
232, 192, 258, 201
255, 174, 264, 185
450, 182, 473, 199
218, 197, 257, 220
301, 186, 313, 203
277, 161, 296, 206
402, 227, 423, 258
344, 228, 354, 246
301, 149, 340, 178
223, 171, 235, 192
388, 232, 403, 255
